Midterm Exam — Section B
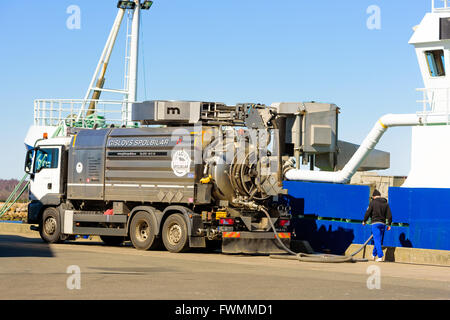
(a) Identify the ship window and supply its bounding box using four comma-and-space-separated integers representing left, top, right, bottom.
425, 50, 446, 77
440, 18, 450, 40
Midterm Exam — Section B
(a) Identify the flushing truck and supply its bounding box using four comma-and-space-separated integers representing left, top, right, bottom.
26, 100, 319, 254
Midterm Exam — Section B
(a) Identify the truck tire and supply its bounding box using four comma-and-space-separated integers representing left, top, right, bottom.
100, 236, 125, 246
129, 211, 160, 250
162, 213, 190, 253
39, 207, 62, 244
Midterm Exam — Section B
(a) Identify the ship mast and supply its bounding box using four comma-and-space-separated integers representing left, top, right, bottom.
127, 1, 141, 127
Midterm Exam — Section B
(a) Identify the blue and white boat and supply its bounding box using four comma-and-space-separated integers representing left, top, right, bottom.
286, 0, 450, 253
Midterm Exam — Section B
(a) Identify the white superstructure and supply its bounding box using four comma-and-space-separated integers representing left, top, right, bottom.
403, 0, 450, 188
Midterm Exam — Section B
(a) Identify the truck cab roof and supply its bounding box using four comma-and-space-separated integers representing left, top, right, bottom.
35, 136, 72, 148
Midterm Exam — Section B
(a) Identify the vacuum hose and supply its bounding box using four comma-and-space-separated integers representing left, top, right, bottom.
260, 207, 373, 263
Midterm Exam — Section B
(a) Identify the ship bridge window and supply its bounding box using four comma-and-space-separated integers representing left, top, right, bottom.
425, 50, 446, 77
440, 18, 450, 40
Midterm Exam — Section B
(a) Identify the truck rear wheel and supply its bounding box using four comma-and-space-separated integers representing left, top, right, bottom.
162, 214, 190, 253
40, 207, 62, 244
129, 211, 160, 250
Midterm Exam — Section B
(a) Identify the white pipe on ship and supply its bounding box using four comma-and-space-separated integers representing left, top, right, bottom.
284, 113, 450, 183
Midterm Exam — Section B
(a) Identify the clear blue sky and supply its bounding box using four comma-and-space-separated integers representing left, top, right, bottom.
0, 0, 431, 179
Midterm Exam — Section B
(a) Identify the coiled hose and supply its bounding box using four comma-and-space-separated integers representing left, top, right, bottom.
261, 207, 373, 263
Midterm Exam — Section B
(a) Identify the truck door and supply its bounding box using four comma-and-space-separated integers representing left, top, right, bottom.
29, 146, 62, 201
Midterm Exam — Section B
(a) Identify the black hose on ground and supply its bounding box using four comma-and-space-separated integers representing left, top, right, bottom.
260, 207, 374, 263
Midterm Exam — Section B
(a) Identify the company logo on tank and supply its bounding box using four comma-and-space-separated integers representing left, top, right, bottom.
171, 150, 191, 177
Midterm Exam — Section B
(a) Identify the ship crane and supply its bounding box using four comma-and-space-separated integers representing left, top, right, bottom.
24, 0, 154, 150
80, 1, 154, 127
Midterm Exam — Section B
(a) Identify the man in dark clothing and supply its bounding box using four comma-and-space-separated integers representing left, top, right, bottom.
363, 189, 393, 262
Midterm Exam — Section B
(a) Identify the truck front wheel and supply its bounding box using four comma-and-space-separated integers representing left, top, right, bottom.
129, 211, 160, 250
40, 207, 62, 243
162, 214, 190, 253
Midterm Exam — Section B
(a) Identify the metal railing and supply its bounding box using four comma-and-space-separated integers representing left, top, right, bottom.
416, 87, 450, 124
432, 0, 450, 12
34, 99, 132, 128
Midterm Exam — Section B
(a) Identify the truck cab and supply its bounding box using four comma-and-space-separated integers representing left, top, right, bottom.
25, 137, 70, 226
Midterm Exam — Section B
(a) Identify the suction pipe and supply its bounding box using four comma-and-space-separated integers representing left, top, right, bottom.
285, 113, 450, 183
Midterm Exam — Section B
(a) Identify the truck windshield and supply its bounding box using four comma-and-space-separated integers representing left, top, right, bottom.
34, 148, 59, 173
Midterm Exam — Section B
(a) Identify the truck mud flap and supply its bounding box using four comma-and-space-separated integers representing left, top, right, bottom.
221, 232, 290, 255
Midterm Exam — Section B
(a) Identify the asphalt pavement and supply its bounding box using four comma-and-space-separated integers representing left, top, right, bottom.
0, 232, 449, 300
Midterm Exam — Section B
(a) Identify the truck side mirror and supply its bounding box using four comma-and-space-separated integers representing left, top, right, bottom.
24, 149, 34, 174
